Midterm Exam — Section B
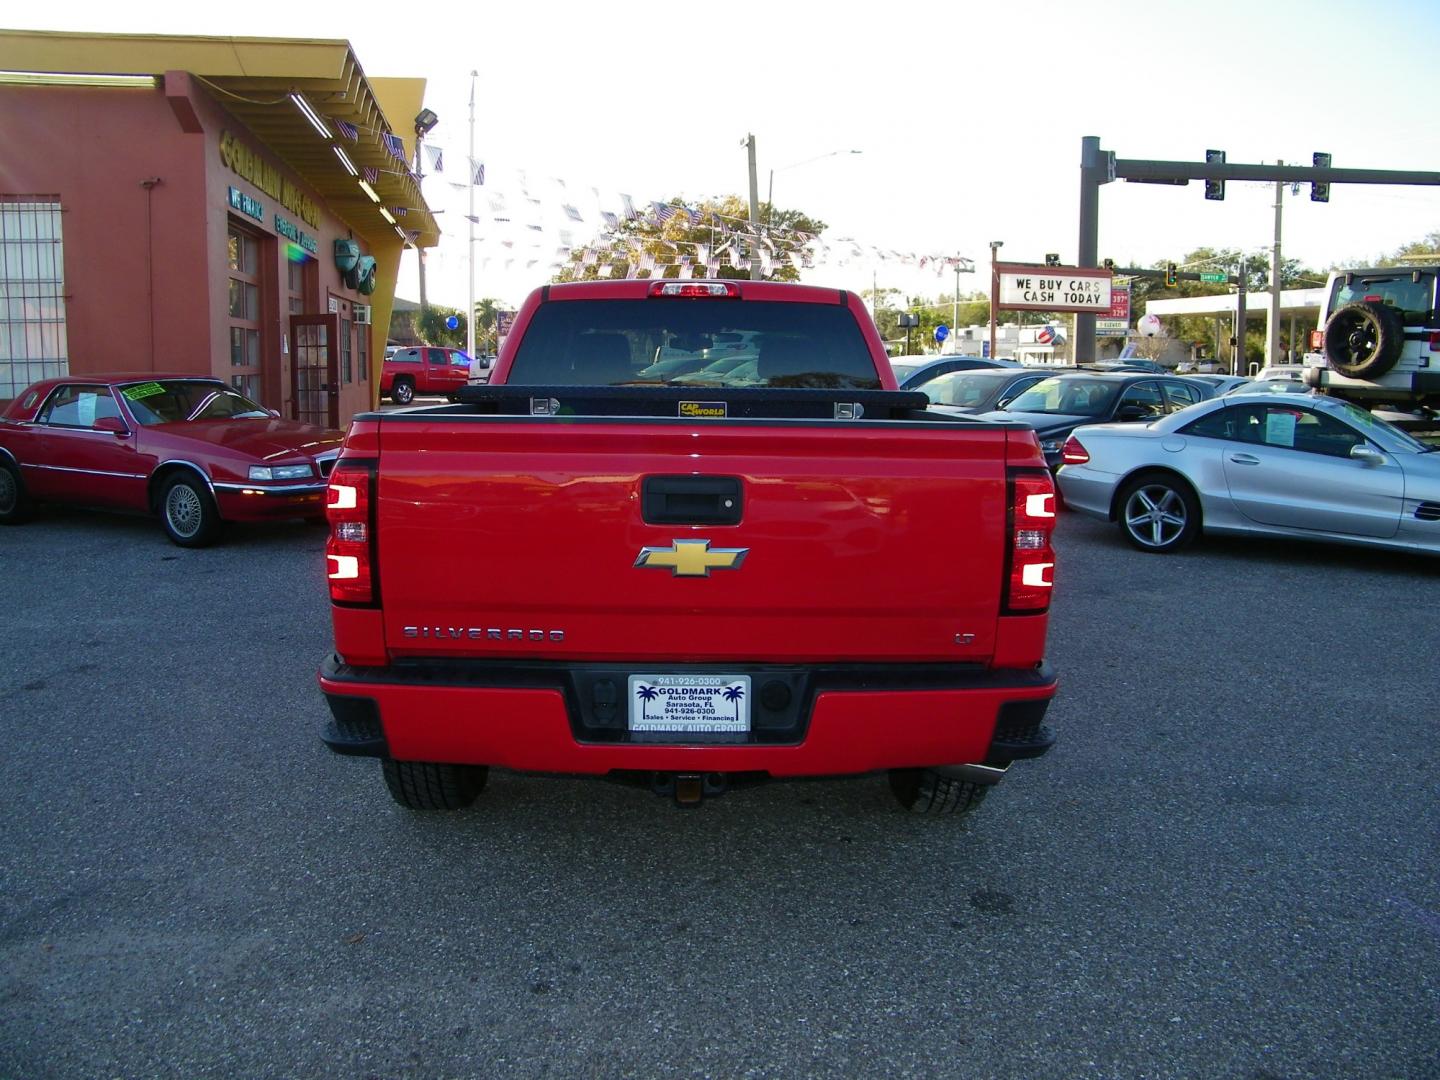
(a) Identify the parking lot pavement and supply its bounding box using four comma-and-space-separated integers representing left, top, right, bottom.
1, 508, 1437, 1078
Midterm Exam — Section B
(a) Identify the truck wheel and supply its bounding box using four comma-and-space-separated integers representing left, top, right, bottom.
1117, 473, 1200, 553
1323, 301, 1404, 379
888, 769, 989, 815
391, 378, 415, 405
382, 759, 488, 810
0, 459, 35, 524
159, 474, 222, 547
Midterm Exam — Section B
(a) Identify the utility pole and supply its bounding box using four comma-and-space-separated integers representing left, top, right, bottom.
744, 133, 761, 281
988, 241, 1003, 360
953, 260, 960, 354
1269, 159, 1283, 366
466, 70, 477, 361
1235, 257, 1248, 375
415, 134, 428, 315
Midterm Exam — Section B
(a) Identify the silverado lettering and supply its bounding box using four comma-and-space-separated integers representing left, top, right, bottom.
318, 279, 1059, 815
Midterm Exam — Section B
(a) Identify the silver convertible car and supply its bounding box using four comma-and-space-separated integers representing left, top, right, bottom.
1056, 391, 1440, 555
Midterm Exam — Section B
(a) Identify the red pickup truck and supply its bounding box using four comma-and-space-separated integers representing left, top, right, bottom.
319, 280, 1058, 814
379, 346, 473, 404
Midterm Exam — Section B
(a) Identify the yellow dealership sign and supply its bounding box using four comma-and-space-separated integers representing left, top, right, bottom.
219, 131, 319, 228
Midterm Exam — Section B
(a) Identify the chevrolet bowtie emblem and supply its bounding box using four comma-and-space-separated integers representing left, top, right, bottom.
634, 539, 749, 577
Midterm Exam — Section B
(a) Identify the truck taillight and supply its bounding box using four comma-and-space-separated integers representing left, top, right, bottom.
1005, 469, 1056, 613
1430, 331, 1440, 352
326, 462, 376, 605
1061, 435, 1090, 465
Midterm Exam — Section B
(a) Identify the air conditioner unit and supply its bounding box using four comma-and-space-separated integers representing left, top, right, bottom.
353, 304, 371, 325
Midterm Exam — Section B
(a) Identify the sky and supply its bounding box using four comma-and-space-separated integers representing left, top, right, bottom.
8, 0, 1440, 313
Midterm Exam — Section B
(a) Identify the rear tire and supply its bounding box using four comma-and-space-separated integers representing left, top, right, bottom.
159, 473, 222, 548
391, 378, 415, 405
0, 459, 34, 524
888, 769, 990, 815
382, 759, 488, 810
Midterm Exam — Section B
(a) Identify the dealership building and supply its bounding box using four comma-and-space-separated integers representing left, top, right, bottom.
0, 30, 438, 426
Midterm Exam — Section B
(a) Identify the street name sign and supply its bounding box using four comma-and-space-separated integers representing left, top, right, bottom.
1199, 272, 1228, 284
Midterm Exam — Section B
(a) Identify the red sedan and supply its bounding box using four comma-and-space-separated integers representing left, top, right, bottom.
0, 374, 345, 546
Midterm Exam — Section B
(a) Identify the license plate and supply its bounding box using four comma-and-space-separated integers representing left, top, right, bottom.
628, 674, 751, 734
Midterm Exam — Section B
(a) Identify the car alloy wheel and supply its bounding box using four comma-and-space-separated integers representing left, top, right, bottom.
393, 380, 414, 405
1122, 483, 1189, 549
165, 482, 204, 539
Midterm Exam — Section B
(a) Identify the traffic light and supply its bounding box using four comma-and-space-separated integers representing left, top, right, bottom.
1045, 253, 1061, 267
1312, 152, 1331, 202
1165, 263, 1179, 288
1204, 149, 1226, 201
1102, 258, 1115, 271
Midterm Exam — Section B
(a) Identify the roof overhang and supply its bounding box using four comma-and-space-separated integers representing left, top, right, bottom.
1144, 287, 1326, 320
0, 29, 439, 249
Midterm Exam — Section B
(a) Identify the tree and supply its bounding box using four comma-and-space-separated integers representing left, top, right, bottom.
553, 195, 825, 284
418, 305, 466, 349
471, 298, 503, 353
1376, 230, 1440, 267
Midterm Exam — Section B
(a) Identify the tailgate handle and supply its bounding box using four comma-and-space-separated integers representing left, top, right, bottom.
642, 476, 743, 525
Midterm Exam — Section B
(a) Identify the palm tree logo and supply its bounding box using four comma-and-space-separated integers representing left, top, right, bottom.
722, 684, 744, 722
636, 684, 659, 721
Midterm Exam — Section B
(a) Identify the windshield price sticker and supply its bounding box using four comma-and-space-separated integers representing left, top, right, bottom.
628, 674, 750, 734
123, 382, 166, 401
999, 272, 1113, 313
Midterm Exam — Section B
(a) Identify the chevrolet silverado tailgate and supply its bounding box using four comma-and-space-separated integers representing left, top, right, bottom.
373, 414, 1013, 664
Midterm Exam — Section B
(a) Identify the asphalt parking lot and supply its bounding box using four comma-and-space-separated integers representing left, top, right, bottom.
1, 507, 1437, 1079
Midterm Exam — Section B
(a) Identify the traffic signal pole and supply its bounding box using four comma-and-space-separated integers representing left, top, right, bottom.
1073, 137, 1440, 363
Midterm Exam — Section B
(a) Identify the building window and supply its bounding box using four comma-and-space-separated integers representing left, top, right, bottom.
0, 197, 67, 400
357, 321, 368, 382
286, 256, 310, 316
227, 221, 262, 402
341, 317, 353, 383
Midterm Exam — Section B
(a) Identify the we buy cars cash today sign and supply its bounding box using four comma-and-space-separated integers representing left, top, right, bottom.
996, 264, 1113, 313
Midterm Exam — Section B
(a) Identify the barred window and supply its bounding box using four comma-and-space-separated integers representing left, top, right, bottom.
0, 197, 67, 400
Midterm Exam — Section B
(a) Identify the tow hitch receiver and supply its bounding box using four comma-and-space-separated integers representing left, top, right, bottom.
652, 771, 729, 807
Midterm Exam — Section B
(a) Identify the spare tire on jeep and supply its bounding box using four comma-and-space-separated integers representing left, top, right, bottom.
1323, 300, 1404, 379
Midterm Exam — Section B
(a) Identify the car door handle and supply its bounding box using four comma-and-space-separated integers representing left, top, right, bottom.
1229, 453, 1260, 465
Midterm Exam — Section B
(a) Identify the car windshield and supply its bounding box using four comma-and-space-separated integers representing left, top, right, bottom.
508, 300, 881, 389
1002, 377, 1120, 417
120, 380, 270, 425
916, 371, 1009, 407
1325, 399, 1431, 452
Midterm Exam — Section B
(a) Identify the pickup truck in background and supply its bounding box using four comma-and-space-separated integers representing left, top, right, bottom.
379, 345, 474, 404
319, 280, 1059, 815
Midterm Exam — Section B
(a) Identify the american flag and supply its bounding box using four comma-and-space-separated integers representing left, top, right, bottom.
686, 207, 704, 226
620, 194, 637, 220
392, 207, 408, 217
363, 166, 379, 184
651, 202, 676, 223
335, 120, 359, 141
469, 157, 485, 186
601, 210, 619, 230
563, 204, 583, 222
382, 132, 406, 162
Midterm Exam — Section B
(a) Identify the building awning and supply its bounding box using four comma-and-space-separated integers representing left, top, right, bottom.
1144, 287, 1326, 321
0, 29, 439, 249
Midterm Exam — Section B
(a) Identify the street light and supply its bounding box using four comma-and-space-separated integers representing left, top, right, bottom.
766, 149, 862, 221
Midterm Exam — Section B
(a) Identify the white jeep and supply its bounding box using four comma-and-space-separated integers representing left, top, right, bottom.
1303, 266, 1440, 409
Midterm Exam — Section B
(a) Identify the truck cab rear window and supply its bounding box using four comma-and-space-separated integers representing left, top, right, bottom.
508, 300, 881, 390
